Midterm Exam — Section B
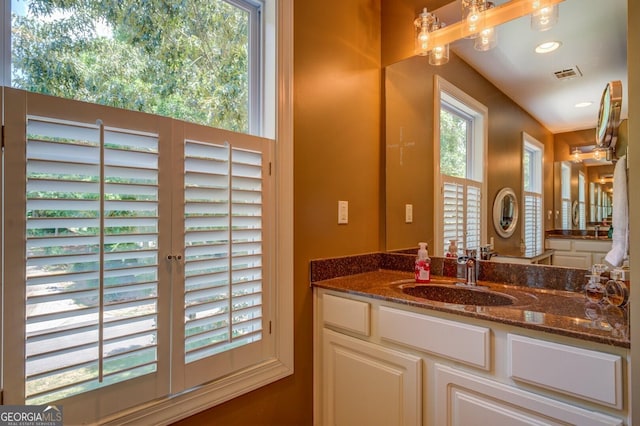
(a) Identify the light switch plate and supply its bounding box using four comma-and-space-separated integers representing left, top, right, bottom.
405, 204, 413, 223
338, 200, 348, 224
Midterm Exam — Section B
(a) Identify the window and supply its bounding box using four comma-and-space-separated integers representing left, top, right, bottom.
590, 182, 597, 222
561, 162, 571, 229
1, 1, 294, 424
9, 0, 262, 135
578, 171, 586, 229
434, 76, 487, 255
522, 133, 543, 256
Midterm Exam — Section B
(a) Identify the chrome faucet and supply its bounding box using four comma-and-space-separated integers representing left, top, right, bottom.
457, 249, 478, 286
465, 249, 478, 286
479, 244, 496, 260
594, 225, 600, 238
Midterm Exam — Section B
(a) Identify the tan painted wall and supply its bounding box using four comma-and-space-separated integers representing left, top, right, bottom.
385, 52, 553, 256
173, 0, 382, 424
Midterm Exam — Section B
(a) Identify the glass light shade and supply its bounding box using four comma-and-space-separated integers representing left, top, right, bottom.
462, 0, 485, 38
416, 28, 430, 55
474, 27, 497, 51
429, 44, 449, 65
414, 8, 431, 56
531, 4, 558, 31
593, 148, 603, 160
572, 148, 582, 163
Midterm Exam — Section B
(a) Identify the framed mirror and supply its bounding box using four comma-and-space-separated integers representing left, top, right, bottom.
493, 188, 518, 238
571, 200, 580, 226
596, 80, 622, 150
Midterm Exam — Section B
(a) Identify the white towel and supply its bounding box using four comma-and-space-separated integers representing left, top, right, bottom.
605, 155, 628, 267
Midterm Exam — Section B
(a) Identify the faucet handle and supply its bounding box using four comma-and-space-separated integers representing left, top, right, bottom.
465, 249, 477, 258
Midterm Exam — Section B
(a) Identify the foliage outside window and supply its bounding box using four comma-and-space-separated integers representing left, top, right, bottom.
11, 0, 257, 134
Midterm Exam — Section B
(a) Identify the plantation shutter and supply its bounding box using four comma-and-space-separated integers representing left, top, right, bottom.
466, 184, 482, 250
523, 193, 543, 256
3, 90, 171, 421
5, 86, 277, 424
23, 116, 162, 404
177, 123, 272, 390
442, 177, 481, 253
561, 199, 571, 229
443, 180, 464, 253
183, 140, 263, 362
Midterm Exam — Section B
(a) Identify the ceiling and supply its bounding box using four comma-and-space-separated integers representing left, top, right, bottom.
435, 0, 628, 134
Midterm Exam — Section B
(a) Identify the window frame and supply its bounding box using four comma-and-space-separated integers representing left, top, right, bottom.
561, 162, 571, 229
578, 171, 586, 229
0, 0, 294, 424
434, 75, 488, 255
5, 0, 266, 137
522, 132, 544, 257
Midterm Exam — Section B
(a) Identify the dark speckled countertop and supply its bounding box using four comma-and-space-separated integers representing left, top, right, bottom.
312, 258, 630, 349
546, 229, 612, 241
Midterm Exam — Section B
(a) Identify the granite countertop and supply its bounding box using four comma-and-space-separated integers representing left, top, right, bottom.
546, 234, 612, 241
546, 230, 612, 241
313, 269, 630, 349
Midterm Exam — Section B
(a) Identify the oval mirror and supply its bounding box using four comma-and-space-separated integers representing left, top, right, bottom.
572, 200, 580, 226
493, 188, 518, 238
596, 80, 622, 150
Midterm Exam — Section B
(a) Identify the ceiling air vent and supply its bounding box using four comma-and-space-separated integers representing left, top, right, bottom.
553, 66, 583, 80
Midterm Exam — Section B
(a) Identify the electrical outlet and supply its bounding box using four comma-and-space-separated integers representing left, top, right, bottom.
405, 204, 413, 223
338, 200, 348, 224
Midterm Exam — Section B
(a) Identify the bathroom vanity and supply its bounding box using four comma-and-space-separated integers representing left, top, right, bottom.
546, 234, 613, 268
312, 258, 629, 426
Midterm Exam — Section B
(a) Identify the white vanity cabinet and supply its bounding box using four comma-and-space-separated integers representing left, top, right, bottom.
546, 237, 612, 268
434, 364, 623, 426
317, 293, 422, 426
313, 288, 629, 426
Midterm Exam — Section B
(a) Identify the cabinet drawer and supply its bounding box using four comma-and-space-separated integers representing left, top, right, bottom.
508, 334, 623, 408
545, 238, 572, 250
574, 239, 612, 253
552, 252, 592, 269
379, 306, 490, 369
323, 293, 370, 336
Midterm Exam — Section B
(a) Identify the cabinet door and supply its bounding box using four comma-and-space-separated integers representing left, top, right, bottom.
434, 364, 623, 426
322, 329, 421, 426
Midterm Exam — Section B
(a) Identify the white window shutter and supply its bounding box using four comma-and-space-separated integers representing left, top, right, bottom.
524, 193, 543, 256
442, 177, 481, 253
24, 116, 161, 404
183, 140, 263, 364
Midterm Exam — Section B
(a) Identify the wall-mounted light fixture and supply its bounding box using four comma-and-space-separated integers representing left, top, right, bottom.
414, 0, 565, 65
571, 147, 582, 163
414, 7, 449, 65
592, 147, 604, 161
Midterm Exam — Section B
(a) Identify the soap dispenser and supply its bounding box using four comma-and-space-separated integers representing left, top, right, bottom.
415, 242, 431, 283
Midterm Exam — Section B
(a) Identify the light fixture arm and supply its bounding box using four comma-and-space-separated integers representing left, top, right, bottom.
419, 0, 565, 57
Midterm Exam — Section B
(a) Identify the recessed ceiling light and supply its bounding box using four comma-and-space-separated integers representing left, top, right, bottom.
535, 41, 561, 54
574, 101, 593, 108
